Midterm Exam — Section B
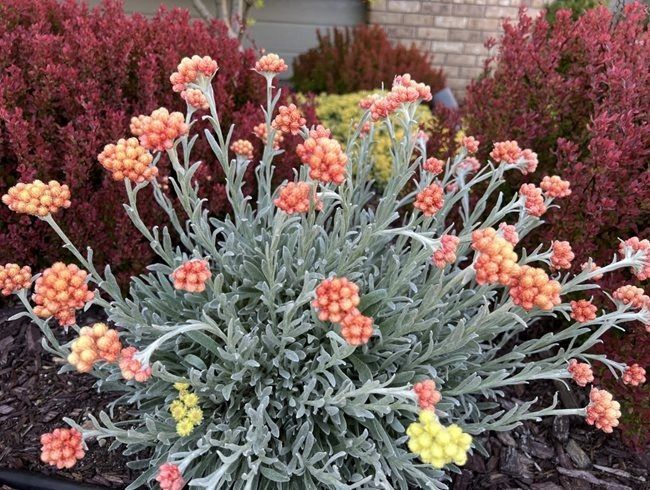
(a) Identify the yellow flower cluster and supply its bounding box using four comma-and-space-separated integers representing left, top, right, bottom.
169, 383, 203, 437
406, 410, 472, 469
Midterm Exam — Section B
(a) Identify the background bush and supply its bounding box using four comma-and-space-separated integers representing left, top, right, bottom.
0, 0, 315, 284
464, 3, 649, 448
292, 25, 446, 95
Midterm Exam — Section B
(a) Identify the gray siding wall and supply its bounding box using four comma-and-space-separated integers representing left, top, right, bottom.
86, 0, 366, 78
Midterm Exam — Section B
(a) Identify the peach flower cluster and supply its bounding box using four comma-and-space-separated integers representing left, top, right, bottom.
253, 122, 284, 150
490, 140, 522, 164
98, 137, 157, 183
458, 157, 481, 174
274, 182, 322, 214
2, 180, 71, 217
40, 428, 85, 469
181, 88, 209, 110
67, 323, 122, 373
570, 299, 597, 322
519, 183, 547, 217
622, 364, 646, 386
567, 359, 594, 387
312, 277, 373, 345
170, 55, 218, 92
272, 104, 305, 135
541, 175, 571, 198
619, 237, 650, 281
498, 223, 519, 246
519, 149, 539, 174
423, 157, 444, 175
550, 240, 574, 270
171, 259, 212, 293
296, 125, 348, 184
366, 74, 431, 121
432, 234, 460, 268
230, 139, 255, 160
156, 463, 185, 490
581, 261, 603, 281
130, 108, 189, 152
612, 285, 649, 309
509, 266, 561, 311
471, 228, 520, 286
414, 184, 445, 217
254, 53, 288, 75
119, 346, 152, 382
413, 380, 442, 410
0, 263, 31, 295
462, 136, 479, 154
32, 263, 94, 327
585, 387, 621, 433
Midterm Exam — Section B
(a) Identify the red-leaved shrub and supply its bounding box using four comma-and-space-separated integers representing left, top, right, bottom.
292, 25, 446, 95
0, 0, 315, 284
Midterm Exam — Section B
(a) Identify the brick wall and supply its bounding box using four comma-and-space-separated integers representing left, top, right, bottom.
369, 0, 551, 97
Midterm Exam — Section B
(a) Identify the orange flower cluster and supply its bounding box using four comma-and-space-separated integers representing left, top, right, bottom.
253, 122, 284, 150
296, 126, 348, 184
612, 285, 649, 309
313, 277, 360, 323
413, 380, 442, 410
414, 184, 444, 217
570, 299, 597, 322
498, 223, 519, 246
170, 55, 218, 92
519, 183, 547, 217
156, 463, 185, 490
509, 266, 561, 311
230, 139, 255, 160
567, 359, 594, 387
541, 175, 571, 198
340, 310, 374, 346
98, 138, 157, 183
471, 228, 520, 285
171, 259, 212, 293
585, 387, 621, 433
622, 364, 646, 386
550, 240, 574, 270
130, 108, 188, 152
462, 136, 479, 154
432, 234, 460, 268
119, 346, 152, 382
40, 428, 85, 469
181, 88, 209, 110
581, 261, 603, 281
423, 157, 444, 175
2, 180, 71, 217
274, 182, 322, 214
366, 74, 432, 121
619, 237, 650, 281
67, 323, 122, 373
254, 53, 288, 74
272, 104, 305, 135
32, 263, 94, 327
490, 140, 522, 164
0, 263, 31, 295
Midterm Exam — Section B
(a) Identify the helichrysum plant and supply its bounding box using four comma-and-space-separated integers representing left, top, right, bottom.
2, 53, 650, 490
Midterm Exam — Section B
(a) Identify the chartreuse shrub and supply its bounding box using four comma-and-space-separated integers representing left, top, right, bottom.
3, 54, 650, 489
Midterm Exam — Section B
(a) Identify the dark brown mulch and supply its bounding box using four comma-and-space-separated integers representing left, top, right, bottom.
0, 305, 135, 489
1, 305, 648, 490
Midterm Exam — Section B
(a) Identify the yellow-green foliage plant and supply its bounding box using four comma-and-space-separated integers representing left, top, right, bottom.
2, 54, 650, 490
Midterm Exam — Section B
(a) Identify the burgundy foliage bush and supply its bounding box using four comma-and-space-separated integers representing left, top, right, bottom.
0, 0, 315, 284
465, 3, 649, 448
292, 25, 446, 95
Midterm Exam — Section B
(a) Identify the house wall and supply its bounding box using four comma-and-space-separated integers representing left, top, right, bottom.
368, 0, 551, 97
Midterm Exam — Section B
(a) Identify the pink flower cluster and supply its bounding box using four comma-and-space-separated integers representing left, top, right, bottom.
490, 140, 522, 164
622, 364, 646, 386
414, 184, 445, 217
432, 235, 460, 268
612, 285, 649, 310
585, 387, 621, 433
519, 183, 547, 217
253, 122, 284, 150
619, 237, 650, 281
230, 139, 255, 160
581, 261, 603, 281
118, 346, 152, 382
498, 223, 519, 246
423, 157, 444, 175
366, 74, 432, 121
570, 299, 597, 322
296, 125, 348, 185
462, 136, 480, 153
272, 104, 306, 135
550, 240, 574, 270
156, 463, 185, 490
170, 55, 218, 92
130, 108, 189, 152
458, 157, 481, 174
541, 175, 571, 198
274, 182, 322, 214
40, 428, 85, 469
171, 259, 212, 293
567, 359, 594, 387
413, 380, 442, 410
255, 53, 288, 75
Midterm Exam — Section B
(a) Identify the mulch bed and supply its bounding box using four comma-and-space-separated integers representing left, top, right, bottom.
1, 305, 648, 489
